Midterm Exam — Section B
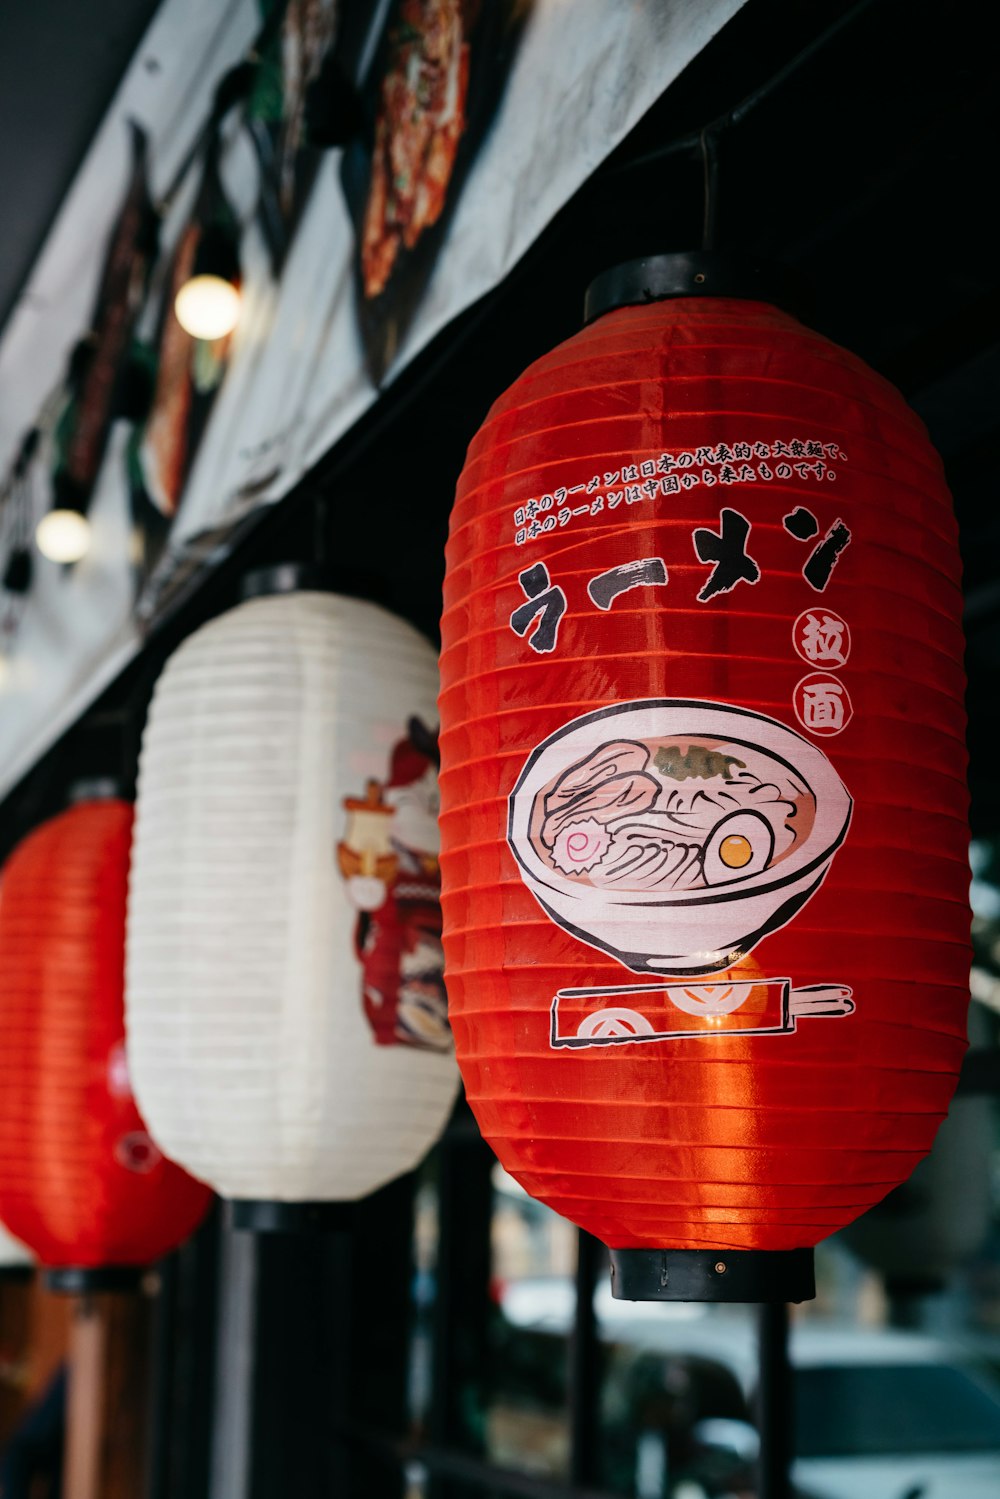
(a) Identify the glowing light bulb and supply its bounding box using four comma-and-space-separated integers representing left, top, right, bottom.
174, 275, 241, 340
36, 509, 91, 563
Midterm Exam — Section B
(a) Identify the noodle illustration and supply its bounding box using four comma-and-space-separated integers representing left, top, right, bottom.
530, 736, 814, 893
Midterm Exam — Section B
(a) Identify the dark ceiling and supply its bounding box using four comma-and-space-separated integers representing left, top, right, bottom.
1, 0, 998, 848
0, 0, 162, 334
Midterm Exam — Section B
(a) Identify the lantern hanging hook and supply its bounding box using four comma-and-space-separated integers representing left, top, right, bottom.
700, 126, 721, 253
312, 491, 331, 570
609, 0, 878, 190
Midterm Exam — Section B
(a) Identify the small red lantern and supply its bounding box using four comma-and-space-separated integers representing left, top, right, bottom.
439, 256, 970, 1302
0, 787, 211, 1291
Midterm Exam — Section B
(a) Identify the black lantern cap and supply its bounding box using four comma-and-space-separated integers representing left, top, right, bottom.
51, 473, 91, 517
3, 547, 33, 595
0, 1264, 35, 1285
44, 1264, 146, 1295
192, 220, 240, 286
584, 252, 808, 325
239, 563, 338, 601
228, 1199, 356, 1233
66, 776, 127, 807
609, 1247, 815, 1304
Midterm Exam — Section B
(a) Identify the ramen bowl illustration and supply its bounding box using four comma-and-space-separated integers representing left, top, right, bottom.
507, 699, 852, 977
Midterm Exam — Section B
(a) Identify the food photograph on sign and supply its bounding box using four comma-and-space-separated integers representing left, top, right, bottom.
246, 0, 343, 266
128, 221, 237, 584
341, 0, 532, 381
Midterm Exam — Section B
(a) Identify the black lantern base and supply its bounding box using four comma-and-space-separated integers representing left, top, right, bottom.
66, 776, 125, 806
609, 1247, 815, 1304
44, 1265, 146, 1295
0, 1265, 35, 1285
228, 1199, 355, 1234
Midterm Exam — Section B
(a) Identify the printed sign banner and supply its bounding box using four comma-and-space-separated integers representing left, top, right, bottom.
340, 0, 530, 382
0, 0, 745, 797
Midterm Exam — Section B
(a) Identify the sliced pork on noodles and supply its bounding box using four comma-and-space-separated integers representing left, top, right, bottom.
540, 740, 659, 844
531, 735, 814, 892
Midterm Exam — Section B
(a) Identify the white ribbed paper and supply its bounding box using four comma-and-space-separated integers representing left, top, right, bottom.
126, 590, 458, 1202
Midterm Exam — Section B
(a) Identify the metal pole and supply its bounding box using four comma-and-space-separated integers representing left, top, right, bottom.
208, 1227, 257, 1499
428, 1108, 495, 1499
756, 1302, 793, 1499
568, 1231, 603, 1487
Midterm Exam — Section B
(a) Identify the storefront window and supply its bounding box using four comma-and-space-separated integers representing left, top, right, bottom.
399, 845, 1000, 1499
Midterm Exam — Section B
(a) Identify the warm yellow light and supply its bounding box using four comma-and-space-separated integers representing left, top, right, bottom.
174, 275, 241, 340
36, 509, 91, 563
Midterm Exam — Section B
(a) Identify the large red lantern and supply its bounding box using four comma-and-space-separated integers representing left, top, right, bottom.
439, 256, 970, 1302
0, 788, 211, 1291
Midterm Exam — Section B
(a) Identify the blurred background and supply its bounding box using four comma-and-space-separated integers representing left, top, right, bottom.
1, 1, 999, 1496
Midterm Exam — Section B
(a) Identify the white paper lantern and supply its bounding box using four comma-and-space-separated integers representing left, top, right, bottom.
126, 572, 459, 1221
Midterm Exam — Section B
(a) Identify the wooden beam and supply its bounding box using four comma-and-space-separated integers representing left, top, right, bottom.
63, 1288, 155, 1499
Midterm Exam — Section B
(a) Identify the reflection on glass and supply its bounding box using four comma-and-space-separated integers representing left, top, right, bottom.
406, 1170, 439, 1441
486, 1164, 577, 1478
796, 1361, 1000, 1458
408, 843, 1000, 1497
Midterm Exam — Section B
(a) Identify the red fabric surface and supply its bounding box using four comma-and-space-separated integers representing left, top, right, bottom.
439, 297, 970, 1253
0, 799, 210, 1269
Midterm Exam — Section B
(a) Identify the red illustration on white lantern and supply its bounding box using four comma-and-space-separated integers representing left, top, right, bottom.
338, 718, 450, 1053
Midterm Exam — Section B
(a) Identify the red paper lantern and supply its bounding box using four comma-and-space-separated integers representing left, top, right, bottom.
439, 256, 970, 1302
0, 789, 211, 1291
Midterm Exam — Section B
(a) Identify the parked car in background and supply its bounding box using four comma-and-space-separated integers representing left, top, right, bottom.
495, 1280, 1000, 1499
789, 1326, 1000, 1499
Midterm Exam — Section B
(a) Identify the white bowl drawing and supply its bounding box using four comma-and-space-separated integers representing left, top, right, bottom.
507, 699, 852, 977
